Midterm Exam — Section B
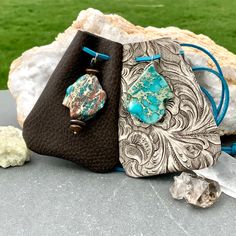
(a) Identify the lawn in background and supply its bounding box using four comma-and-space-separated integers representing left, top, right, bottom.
0, 0, 235, 89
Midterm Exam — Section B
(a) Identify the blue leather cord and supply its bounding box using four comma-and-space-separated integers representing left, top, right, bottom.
180, 43, 225, 113
135, 50, 185, 62
192, 66, 225, 117
179, 44, 235, 155
135, 54, 161, 62
114, 166, 125, 172
82, 47, 111, 60
192, 66, 229, 126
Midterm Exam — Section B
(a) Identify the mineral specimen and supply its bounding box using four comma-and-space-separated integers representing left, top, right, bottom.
170, 172, 222, 208
0, 126, 30, 168
126, 64, 173, 124
8, 8, 236, 134
63, 74, 106, 121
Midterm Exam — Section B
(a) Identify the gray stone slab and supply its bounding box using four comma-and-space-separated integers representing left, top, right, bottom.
0, 90, 235, 236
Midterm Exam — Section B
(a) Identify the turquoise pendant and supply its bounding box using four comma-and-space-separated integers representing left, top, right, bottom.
126, 64, 173, 124
63, 70, 106, 134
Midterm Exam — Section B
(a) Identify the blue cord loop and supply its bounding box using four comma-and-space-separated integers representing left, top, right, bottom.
180, 43, 229, 125
180, 43, 226, 114
135, 50, 185, 62
192, 66, 229, 126
192, 67, 225, 117
82, 46, 111, 61
135, 54, 161, 62
180, 44, 235, 155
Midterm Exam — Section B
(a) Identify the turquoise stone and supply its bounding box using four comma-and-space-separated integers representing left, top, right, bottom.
126, 64, 173, 124
63, 74, 106, 121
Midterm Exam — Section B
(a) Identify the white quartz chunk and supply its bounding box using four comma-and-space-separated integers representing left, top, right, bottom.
0, 126, 30, 168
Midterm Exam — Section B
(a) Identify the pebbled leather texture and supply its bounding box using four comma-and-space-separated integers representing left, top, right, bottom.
118, 38, 221, 178
23, 31, 123, 172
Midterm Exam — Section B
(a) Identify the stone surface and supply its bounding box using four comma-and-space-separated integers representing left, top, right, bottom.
194, 151, 236, 198
63, 74, 106, 121
170, 172, 222, 208
1, 90, 236, 236
126, 64, 173, 124
8, 8, 236, 134
0, 126, 30, 168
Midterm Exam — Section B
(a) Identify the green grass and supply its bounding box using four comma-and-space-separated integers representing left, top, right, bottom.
0, 0, 235, 89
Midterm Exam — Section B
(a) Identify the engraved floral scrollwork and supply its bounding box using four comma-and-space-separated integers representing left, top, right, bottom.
119, 38, 221, 178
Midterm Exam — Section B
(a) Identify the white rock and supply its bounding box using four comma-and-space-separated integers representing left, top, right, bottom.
0, 126, 30, 168
8, 8, 236, 134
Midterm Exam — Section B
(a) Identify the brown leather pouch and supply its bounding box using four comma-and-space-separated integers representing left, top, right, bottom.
23, 31, 123, 172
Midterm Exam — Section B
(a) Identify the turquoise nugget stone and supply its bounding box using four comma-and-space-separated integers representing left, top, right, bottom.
126, 64, 173, 124
63, 74, 106, 121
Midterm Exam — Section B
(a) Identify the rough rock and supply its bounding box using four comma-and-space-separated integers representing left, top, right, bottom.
8, 8, 236, 134
63, 74, 106, 121
170, 172, 222, 208
0, 126, 30, 168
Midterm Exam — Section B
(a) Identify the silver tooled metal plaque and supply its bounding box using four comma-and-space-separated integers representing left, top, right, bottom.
118, 38, 221, 178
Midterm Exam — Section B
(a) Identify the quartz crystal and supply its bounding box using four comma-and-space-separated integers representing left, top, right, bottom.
194, 151, 236, 198
170, 172, 222, 208
126, 64, 173, 124
63, 74, 106, 121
